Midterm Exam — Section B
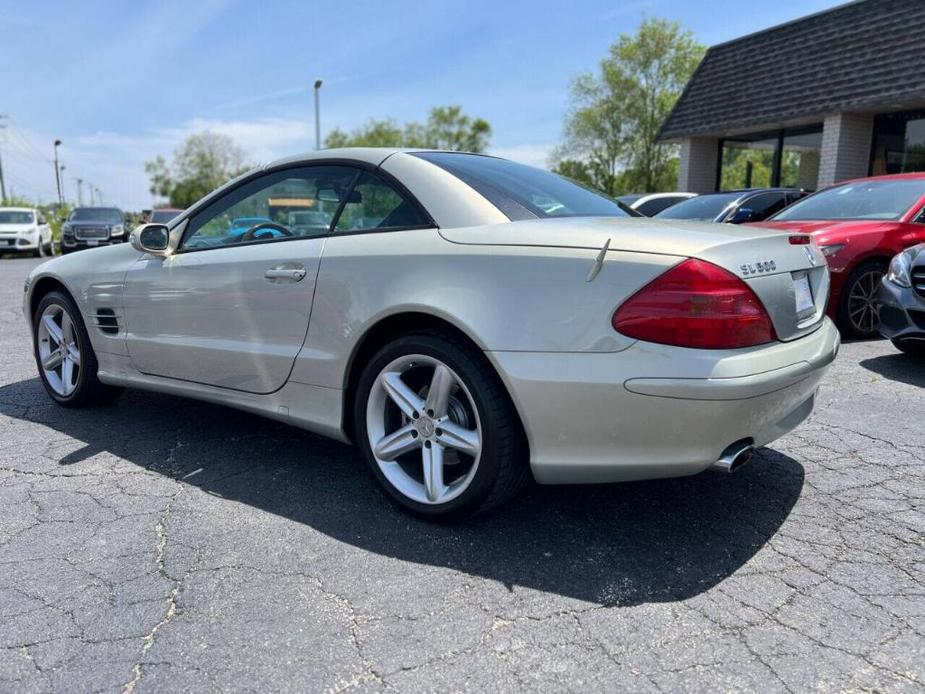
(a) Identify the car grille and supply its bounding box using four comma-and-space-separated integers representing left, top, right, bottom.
913, 267, 925, 299
75, 226, 108, 240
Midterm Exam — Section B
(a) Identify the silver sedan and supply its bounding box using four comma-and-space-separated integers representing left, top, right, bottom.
23, 148, 839, 520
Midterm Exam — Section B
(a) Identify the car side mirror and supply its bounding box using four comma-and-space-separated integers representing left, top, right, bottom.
131, 223, 170, 254
729, 207, 756, 224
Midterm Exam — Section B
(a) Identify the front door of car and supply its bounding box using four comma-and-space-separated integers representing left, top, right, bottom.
122, 165, 360, 394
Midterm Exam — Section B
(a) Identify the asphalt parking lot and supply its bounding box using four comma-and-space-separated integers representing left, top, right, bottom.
1, 256, 923, 693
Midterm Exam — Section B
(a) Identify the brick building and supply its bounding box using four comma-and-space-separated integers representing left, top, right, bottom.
658, 0, 925, 193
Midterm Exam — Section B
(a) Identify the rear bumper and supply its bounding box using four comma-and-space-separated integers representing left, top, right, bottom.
876, 278, 925, 343
489, 318, 840, 484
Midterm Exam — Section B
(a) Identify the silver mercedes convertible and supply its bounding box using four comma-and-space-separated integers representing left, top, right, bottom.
24, 149, 840, 519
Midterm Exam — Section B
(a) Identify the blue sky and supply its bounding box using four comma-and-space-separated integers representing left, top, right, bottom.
1, 0, 843, 209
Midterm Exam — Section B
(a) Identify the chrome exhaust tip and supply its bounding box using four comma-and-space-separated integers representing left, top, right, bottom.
711, 440, 755, 473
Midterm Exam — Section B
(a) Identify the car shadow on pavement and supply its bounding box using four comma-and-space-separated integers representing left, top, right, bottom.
860, 353, 925, 388
0, 377, 804, 607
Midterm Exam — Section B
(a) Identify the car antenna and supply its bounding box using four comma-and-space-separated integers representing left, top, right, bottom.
586, 237, 611, 282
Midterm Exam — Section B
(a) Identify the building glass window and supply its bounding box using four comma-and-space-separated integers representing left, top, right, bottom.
780, 129, 822, 189
718, 125, 822, 191
871, 110, 925, 176
719, 133, 776, 190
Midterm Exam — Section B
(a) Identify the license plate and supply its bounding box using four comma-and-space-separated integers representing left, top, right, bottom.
794, 273, 814, 317
86, 239, 99, 246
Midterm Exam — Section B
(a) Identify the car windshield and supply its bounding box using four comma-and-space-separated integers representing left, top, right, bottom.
0, 210, 34, 224
150, 210, 180, 224
654, 193, 741, 221
412, 152, 631, 220
772, 179, 925, 221
70, 207, 123, 224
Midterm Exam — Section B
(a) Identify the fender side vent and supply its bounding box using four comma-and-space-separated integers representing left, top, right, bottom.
94, 308, 120, 335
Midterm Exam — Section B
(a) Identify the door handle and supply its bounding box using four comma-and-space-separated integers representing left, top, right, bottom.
264, 266, 307, 282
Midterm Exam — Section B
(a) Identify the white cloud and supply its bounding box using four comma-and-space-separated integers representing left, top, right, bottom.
9, 116, 316, 210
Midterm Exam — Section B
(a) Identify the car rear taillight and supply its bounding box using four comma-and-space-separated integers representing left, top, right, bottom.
612, 258, 777, 349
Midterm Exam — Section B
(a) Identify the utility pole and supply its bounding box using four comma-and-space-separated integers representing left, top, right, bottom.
314, 79, 323, 150
53, 140, 63, 207
75, 178, 83, 206
0, 115, 7, 203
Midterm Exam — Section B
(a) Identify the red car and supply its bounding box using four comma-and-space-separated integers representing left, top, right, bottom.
754, 173, 925, 338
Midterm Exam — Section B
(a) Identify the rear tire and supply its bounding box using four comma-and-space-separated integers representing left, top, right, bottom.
836, 260, 887, 339
355, 331, 529, 521
32, 291, 122, 407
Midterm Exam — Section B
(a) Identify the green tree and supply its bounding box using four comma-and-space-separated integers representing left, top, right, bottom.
325, 105, 492, 152
145, 131, 251, 208
552, 159, 597, 188
556, 18, 705, 195
325, 119, 406, 148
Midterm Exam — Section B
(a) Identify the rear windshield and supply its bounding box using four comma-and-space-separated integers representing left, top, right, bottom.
0, 210, 34, 224
772, 179, 925, 221
412, 152, 632, 221
70, 207, 123, 223
654, 193, 741, 221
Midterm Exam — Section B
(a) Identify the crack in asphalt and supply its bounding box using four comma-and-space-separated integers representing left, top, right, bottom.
0, 258, 923, 691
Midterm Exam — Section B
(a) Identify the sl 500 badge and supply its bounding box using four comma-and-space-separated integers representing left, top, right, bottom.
740, 260, 776, 276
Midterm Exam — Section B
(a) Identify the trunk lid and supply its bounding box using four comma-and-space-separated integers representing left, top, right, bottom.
440, 216, 829, 341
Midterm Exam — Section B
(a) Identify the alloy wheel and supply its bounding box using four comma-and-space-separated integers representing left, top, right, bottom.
37, 304, 81, 397
847, 269, 884, 335
366, 354, 482, 505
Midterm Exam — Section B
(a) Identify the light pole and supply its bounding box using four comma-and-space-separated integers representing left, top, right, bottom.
76, 178, 84, 206
0, 115, 7, 203
59, 165, 67, 205
95, 187, 102, 205
53, 139, 63, 207
314, 79, 323, 150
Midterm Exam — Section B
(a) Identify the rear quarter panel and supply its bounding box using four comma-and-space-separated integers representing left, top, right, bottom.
289, 228, 680, 389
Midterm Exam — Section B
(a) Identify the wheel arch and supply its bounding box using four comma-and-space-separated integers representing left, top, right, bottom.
29, 275, 76, 321
340, 311, 528, 452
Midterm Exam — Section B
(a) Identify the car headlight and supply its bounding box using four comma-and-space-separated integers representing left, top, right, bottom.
62, 224, 73, 236
886, 245, 925, 288
109, 224, 125, 236
819, 243, 845, 257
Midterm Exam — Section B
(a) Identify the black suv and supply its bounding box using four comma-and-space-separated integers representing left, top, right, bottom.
61, 207, 127, 253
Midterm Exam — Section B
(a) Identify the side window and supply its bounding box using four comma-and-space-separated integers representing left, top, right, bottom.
334, 173, 429, 232
744, 193, 788, 220
182, 166, 359, 250
637, 197, 681, 216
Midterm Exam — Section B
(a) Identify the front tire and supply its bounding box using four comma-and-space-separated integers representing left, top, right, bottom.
32, 291, 122, 407
355, 332, 528, 521
836, 260, 887, 339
